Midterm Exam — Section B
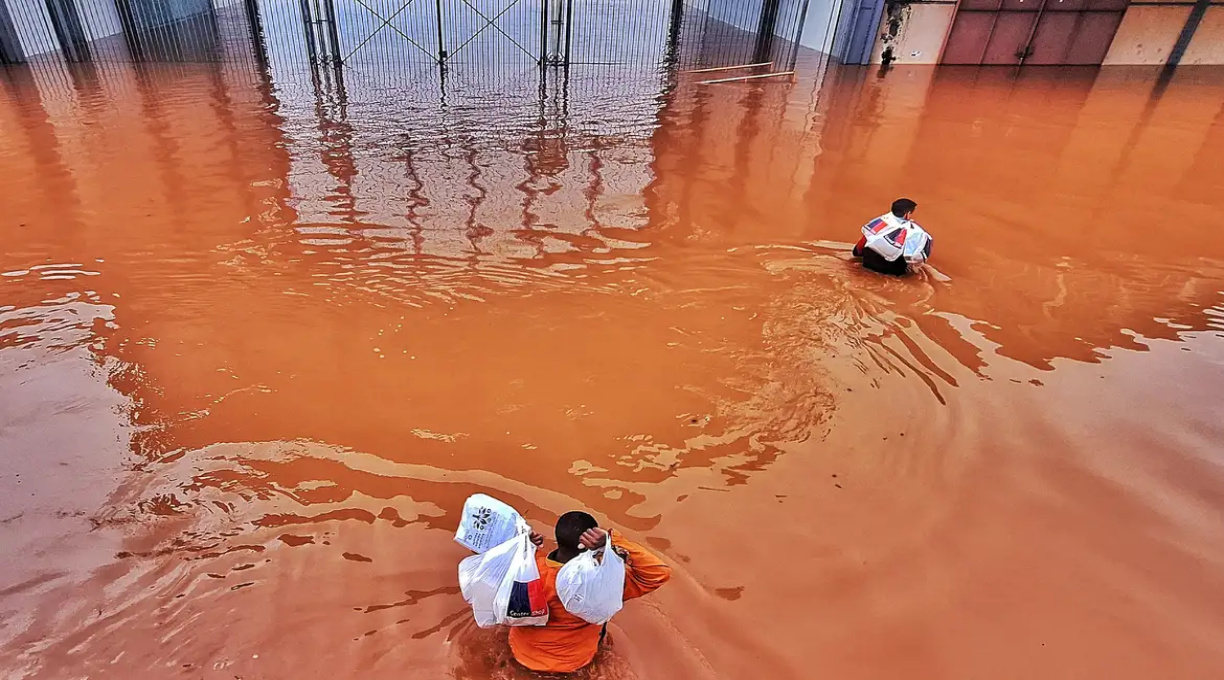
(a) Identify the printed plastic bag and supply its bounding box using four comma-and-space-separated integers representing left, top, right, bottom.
860, 213, 933, 265
458, 533, 549, 628
555, 530, 625, 625
454, 493, 528, 553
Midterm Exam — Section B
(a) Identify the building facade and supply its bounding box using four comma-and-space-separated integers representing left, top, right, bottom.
803, 0, 1224, 65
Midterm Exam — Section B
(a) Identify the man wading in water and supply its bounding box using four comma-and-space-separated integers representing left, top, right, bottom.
511, 512, 671, 673
853, 197, 933, 276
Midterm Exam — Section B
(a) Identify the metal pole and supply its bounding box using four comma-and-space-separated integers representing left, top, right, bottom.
549, 0, 561, 63
685, 61, 771, 73
753, 0, 781, 65
321, 0, 342, 65
299, 0, 318, 64
44, 0, 91, 62
699, 70, 793, 85
0, 0, 25, 64
434, 0, 445, 64
243, 0, 268, 65
789, 0, 812, 70
663, 0, 683, 67
562, 0, 573, 66
1016, 0, 1050, 65
539, 0, 547, 65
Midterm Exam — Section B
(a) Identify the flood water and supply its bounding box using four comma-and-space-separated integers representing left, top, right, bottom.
2, 57, 1224, 680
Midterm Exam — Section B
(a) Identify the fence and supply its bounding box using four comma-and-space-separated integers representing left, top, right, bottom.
0, 0, 813, 72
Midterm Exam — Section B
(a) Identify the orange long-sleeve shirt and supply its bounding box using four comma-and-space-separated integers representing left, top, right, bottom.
508, 533, 671, 673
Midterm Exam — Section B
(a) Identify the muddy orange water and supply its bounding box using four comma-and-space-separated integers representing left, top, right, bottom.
2, 58, 1224, 680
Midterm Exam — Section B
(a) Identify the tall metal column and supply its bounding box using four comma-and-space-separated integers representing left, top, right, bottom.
243, 0, 268, 65
538, 0, 548, 65
0, 0, 24, 64
44, 0, 91, 62
563, 0, 574, 66
788, 0, 812, 69
321, 0, 342, 65
753, 0, 781, 65
663, 0, 684, 67
299, 0, 319, 64
434, 0, 446, 64
549, 0, 563, 63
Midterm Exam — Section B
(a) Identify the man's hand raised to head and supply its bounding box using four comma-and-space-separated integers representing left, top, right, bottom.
578, 527, 608, 550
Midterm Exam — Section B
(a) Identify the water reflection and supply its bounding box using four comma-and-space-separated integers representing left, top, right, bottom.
2, 55, 1224, 679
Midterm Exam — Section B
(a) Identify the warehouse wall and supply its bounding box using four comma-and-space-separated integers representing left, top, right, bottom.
868, 0, 956, 64
1181, 5, 1224, 63
1104, 0, 1195, 64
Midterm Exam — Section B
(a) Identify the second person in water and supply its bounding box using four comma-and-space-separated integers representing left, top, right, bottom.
853, 198, 933, 276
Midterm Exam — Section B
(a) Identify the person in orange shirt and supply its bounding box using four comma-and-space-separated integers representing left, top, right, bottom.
511, 511, 672, 673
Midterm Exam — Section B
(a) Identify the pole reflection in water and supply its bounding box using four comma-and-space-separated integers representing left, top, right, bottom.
2, 53, 1224, 680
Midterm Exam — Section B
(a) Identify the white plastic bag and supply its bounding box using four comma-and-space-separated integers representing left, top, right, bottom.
458, 533, 549, 628
454, 493, 527, 553
860, 213, 933, 265
555, 531, 625, 625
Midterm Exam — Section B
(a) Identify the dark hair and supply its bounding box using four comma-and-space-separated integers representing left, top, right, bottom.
891, 198, 918, 218
555, 511, 598, 550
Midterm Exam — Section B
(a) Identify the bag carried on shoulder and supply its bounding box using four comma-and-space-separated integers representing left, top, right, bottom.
455, 494, 548, 628
555, 530, 626, 625
454, 493, 527, 554
860, 212, 933, 265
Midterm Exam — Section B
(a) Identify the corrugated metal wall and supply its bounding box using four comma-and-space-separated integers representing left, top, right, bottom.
942, 0, 1127, 65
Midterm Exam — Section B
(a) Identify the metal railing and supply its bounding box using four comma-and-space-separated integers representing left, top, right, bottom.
1, 0, 812, 74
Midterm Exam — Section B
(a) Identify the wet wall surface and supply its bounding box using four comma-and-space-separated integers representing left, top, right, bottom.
2, 57, 1223, 679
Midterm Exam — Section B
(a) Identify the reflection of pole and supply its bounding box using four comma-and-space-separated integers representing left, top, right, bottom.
462, 144, 492, 254
250, 62, 298, 231
314, 69, 359, 224
403, 148, 426, 254
44, 0, 91, 62
0, 1, 25, 64
584, 142, 604, 234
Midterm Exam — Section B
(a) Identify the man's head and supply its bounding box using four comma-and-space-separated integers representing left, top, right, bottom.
891, 198, 918, 219
555, 511, 598, 551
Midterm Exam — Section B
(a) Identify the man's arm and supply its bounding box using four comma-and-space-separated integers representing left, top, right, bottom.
577, 527, 671, 601
613, 533, 672, 600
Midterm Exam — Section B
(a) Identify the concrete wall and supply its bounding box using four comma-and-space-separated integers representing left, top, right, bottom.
1103, 2, 1195, 65
1182, 5, 1224, 64
868, 0, 955, 64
